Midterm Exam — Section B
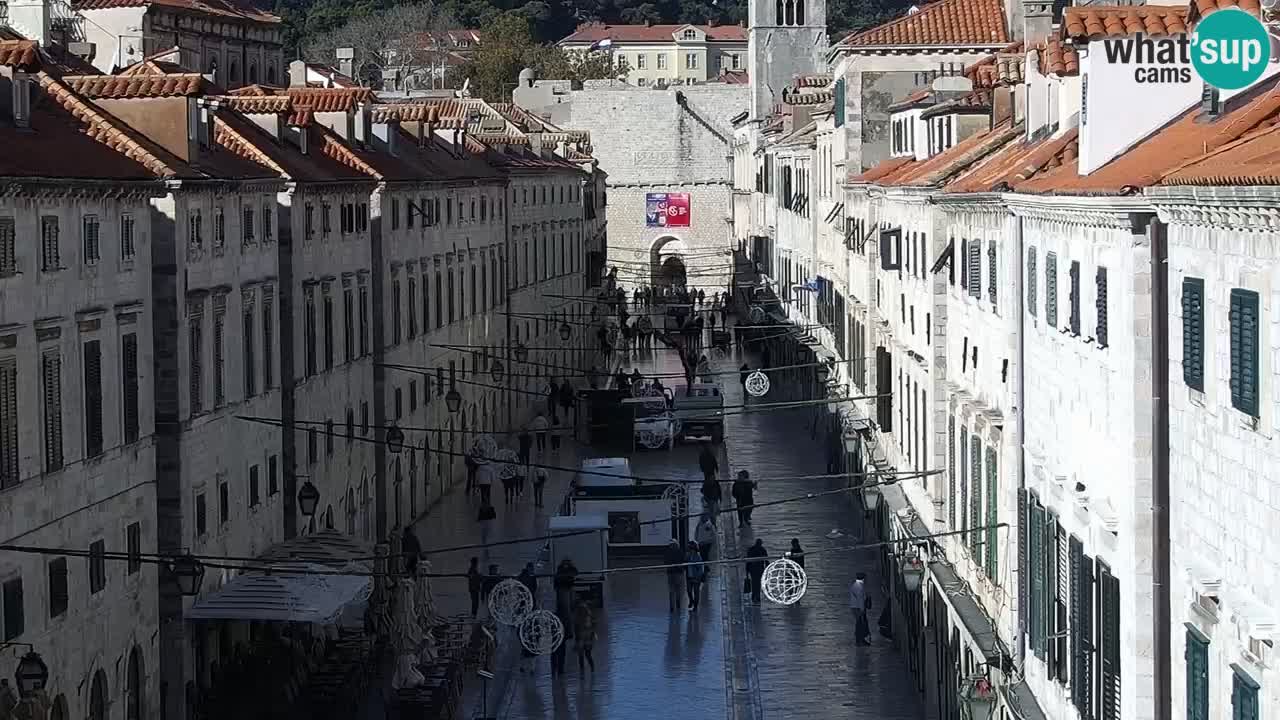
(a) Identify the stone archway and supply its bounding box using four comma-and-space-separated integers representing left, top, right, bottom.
650, 236, 688, 292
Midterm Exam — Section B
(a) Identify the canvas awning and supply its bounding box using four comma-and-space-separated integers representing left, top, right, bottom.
257, 530, 374, 569
185, 563, 371, 624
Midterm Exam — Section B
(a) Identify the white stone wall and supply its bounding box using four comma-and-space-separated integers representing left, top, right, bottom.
1163, 212, 1280, 719
0, 192, 159, 720
1016, 206, 1155, 720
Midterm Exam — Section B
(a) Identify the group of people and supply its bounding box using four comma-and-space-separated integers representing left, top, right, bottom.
697, 443, 759, 528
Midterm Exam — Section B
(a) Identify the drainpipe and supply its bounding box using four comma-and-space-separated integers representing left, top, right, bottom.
505, 183, 513, 433
1151, 217, 1172, 720
1014, 212, 1027, 669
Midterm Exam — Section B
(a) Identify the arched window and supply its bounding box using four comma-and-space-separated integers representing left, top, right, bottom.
784, 0, 795, 24
776, 0, 784, 23
206, 56, 218, 83
127, 647, 145, 720
796, 0, 805, 24
228, 58, 239, 85
266, 65, 277, 85
89, 670, 108, 720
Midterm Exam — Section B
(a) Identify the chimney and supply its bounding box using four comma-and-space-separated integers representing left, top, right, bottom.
336, 48, 355, 82
373, 116, 398, 155
931, 73, 973, 101
1198, 83, 1222, 120
1022, 0, 1053, 49
11, 72, 32, 130
288, 59, 307, 88
6, 0, 50, 47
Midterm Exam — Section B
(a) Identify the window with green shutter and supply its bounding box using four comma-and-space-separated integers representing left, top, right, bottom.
988, 241, 998, 306
1229, 288, 1260, 418
1232, 666, 1259, 720
834, 79, 846, 127
1070, 538, 1095, 716
1182, 278, 1205, 391
1017, 487, 1029, 641
1029, 497, 1046, 659
960, 425, 969, 536
1069, 260, 1082, 335
970, 435, 983, 557
1185, 629, 1209, 720
1098, 563, 1121, 720
968, 240, 982, 298
1028, 247, 1038, 318
1045, 511, 1062, 681
949, 416, 957, 528
985, 445, 998, 579
1046, 252, 1058, 327
1096, 266, 1109, 347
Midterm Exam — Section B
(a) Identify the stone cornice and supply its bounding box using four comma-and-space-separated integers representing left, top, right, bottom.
931, 192, 1008, 216
0, 179, 165, 200
1145, 185, 1280, 230
1002, 192, 1151, 230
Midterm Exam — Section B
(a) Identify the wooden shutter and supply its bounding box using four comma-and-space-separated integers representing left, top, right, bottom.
2, 577, 22, 641
1229, 289, 1260, 417
1027, 248, 1038, 317
984, 446, 998, 577
1017, 487, 1029, 640
1046, 510, 1060, 680
1096, 267, 1109, 347
960, 426, 969, 539
122, 334, 139, 444
0, 217, 15, 277
0, 358, 18, 487
834, 79, 846, 126
83, 340, 103, 457
960, 239, 969, 289
1069, 538, 1086, 711
949, 416, 957, 528
1181, 278, 1205, 391
262, 288, 274, 388
1185, 630, 1208, 720
880, 229, 901, 271
970, 436, 982, 557
988, 241, 997, 305
1046, 252, 1058, 327
1098, 563, 1121, 720
41, 350, 63, 471
968, 240, 982, 298
876, 348, 893, 431
189, 316, 203, 414
1069, 261, 1081, 335
1078, 553, 1095, 719
213, 308, 225, 405
1232, 670, 1259, 720
1029, 498, 1046, 659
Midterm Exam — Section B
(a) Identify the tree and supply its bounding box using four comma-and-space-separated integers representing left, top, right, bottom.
304, 2, 460, 90
452, 13, 629, 101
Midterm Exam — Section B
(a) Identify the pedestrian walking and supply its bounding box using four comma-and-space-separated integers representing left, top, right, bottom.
477, 462, 494, 506
559, 380, 576, 420
698, 442, 719, 484
739, 363, 751, 389
695, 514, 717, 562
467, 557, 484, 617
850, 572, 872, 645
787, 539, 805, 569
550, 418, 563, 452
502, 470, 517, 504
465, 451, 479, 496
553, 558, 579, 614
518, 428, 533, 466
515, 466, 527, 499
701, 475, 722, 526
402, 525, 422, 575
663, 540, 685, 612
533, 468, 548, 508
533, 413, 549, 452
745, 538, 768, 604
574, 600, 597, 672
551, 605, 572, 677
685, 542, 706, 611
732, 470, 758, 527
547, 379, 559, 422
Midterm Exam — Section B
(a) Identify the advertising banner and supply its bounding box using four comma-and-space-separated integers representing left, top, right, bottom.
645, 193, 691, 228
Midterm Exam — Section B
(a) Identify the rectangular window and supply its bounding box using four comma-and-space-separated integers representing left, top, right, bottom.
249, 464, 260, 506
2, 577, 22, 641
1185, 630, 1209, 720
243, 302, 256, 398
88, 539, 105, 594
120, 213, 136, 262
0, 358, 18, 486
960, 425, 969, 538
968, 239, 981, 298
41, 350, 63, 471
305, 287, 317, 376
360, 401, 369, 434
1069, 538, 1095, 716
126, 522, 141, 574
359, 283, 370, 356
262, 288, 274, 388
686, 53, 698, 69
325, 419, 334, 456
1069, 260, 1081, 335
304, 203, 314, 239
242, 205, 255, 245
41, 215, 60, 271
213, 303, 225, 406
47, 558, 67, 618
308, 427, 318, 464
219, 480, 229, 524
344, 287, 355, 362
268, 455, 278, 495
1232, 669, 1260, 720
391, 197, 400, 230
322, 288, 334, 370
408, 276, 418, 339
0, 217, 14, 277
188, 312, 203, 415
988, 241, 997, 306
948, 416, 956, 528
447, 269, 456, 323
1229, 288, 1260, 417
262, 202, 273, 242
637, 54, 647, 68
213, 206, 225, 250
1028, 495, 1046, 658
392, 278, 402, 345
195, 492, 207, 535
82, 215, 100, 265
323, 202, 334, 235
83, 340, 103, 457
658, 54, 667, 69
970, 436, 982, 557
1046, 252, 1058, 327
409, 380, 418, 413
1182, 278, 1205, 391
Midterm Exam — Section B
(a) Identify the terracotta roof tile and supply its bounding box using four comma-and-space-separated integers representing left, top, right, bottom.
793, 74, 832, 88
946, 127, 1079, 192
63, 73, 209, 98
1062, 5, 1188, 40
1036, 37, 1080, 76
783, 88, 833, 105
0, 40, 39, 69
920, 88, 993, 118
851, 155, 918, 183
720, 69, 750, 84
472, 133, 530, 146
1190, 0, 1262, 21
73, 0, 280, 23
837, 0, 1009, 47
217, 95, 292, 113
559, 23, 747, 44
285, 87, 377, 112
287, 109, 313, 127
890, 121, 1021, 186
117, 57, 192, 76
1160, 123, 1280, 185
228, 84, 283, 96
995, 53, 1024, 84
1016, 79, 1280, 194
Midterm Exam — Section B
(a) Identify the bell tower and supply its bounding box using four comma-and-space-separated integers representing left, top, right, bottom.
748, 0, 829, 119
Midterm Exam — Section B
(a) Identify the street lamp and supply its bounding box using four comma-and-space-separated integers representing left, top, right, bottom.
169, 554, 206, 597
490, 359, 505, 382
861, 478, 882, 512
514, 343, 529, 363
386, 425, 406, 454
900, 545, 926, 592
297, 480, 321, 517
559, 322, 573, 342
14, 651, 49, 698
959, 675, 997, 720
446, 388, 463, 414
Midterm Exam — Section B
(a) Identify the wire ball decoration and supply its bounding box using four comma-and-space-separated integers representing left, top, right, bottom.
761, 557, 808, 605
749, 305, 766, 323
486, 578, 535, 626
469, 435, 498, 465
637, 426, 668, 449
518, 609, 565, 655
496, 448, 521, 480
660, 482, 687, 501
632, 381, 662, 399
745, 370, 771, 397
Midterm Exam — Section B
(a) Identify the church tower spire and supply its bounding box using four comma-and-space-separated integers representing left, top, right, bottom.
747, 0, 830, 119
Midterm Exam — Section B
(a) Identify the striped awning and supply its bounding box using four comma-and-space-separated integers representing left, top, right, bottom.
185, 564, 371, 624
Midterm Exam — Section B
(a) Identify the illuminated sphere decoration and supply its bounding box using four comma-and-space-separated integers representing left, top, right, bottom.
469, 435, 498, 464
497, 449, 520, 480
761, 558, 808, 605
487, 578, 534, 626
518, 609, 565, 655
745, 371, 771, 397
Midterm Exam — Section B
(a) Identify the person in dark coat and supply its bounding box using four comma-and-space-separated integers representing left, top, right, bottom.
663, 540, 685, 612
467, 557, 484, 617
518, 429, 533, 467
698, 443, 719, 484
546, 379, 560, 422
732, 470, 758, 528
401, 525, 422, 575
465, 451, 479, 496
788, 539, 805, 569
517, 563, 540, 671
480, 563, 501, 605
553, 559, 579, 615
558, 381, 576, 419
745, 539, 769, 604
701, 474, 722, 526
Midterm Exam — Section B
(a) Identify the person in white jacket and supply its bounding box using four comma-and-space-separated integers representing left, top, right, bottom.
695, 514, 717, 564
